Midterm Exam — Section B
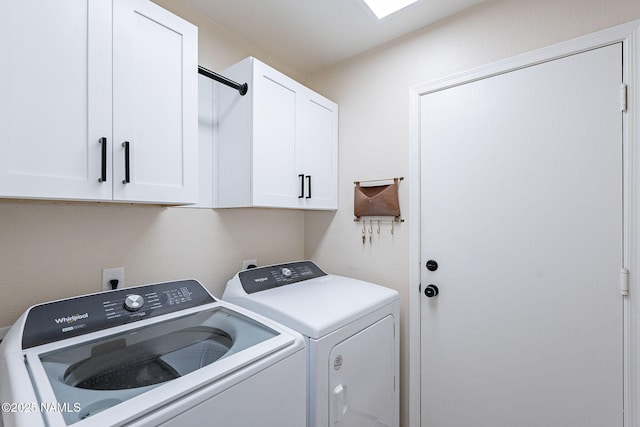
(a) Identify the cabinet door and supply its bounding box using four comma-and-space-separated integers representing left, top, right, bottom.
252, 61, 301, 208
112, 0, 197, 204
0, 0, 112, 201
300, 91, 338, 210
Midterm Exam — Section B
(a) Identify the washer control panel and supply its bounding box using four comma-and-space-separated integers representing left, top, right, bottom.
238, 261, 327, 294
22, 279, 215, 349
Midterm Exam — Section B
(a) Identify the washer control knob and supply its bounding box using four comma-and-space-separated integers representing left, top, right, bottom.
124, 294, 144, 312
281, 268, 293, 278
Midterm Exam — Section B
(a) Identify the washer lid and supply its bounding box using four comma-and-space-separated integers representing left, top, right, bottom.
225, 264, 398, 339
23, 303, 299, 426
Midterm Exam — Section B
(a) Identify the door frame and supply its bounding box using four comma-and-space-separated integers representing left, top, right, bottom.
409, 20, 640, 427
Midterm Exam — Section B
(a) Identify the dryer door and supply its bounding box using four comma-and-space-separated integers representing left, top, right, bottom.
329, 315, 395, 426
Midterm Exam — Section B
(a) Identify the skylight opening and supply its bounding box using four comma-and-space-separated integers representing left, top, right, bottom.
362, 0, 421, 19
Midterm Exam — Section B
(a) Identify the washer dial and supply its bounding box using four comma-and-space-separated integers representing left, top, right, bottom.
124, 294, 144, 312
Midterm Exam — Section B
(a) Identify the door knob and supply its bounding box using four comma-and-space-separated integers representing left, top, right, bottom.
426, 260, 438, 271
424, 284, 439, 298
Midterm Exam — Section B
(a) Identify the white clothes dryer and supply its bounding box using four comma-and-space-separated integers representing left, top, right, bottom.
0, 279, 306, 427
223, 261, 399, 427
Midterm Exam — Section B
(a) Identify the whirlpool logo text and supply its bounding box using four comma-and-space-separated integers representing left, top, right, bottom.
54, 313, 89, 324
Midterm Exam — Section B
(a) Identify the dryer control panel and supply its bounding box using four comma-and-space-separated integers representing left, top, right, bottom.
238, 261, 327, 294
21, 279, 215, 349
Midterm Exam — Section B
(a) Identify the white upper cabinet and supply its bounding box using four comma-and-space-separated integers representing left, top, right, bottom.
112, 0, 197, 204
215, 57, 338, 210
0, 0, 111, 201
0, 0, 198, 204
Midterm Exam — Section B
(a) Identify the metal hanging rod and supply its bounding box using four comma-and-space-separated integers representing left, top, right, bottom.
354, 177, 404, 185
198, 65, 248, 96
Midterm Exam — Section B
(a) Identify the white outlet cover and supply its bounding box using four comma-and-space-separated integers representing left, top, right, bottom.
102, 267, 125, 291
242, 259, 257, 270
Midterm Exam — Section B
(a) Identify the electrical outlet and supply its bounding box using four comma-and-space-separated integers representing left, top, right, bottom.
242, 259, 257, 270
102, 267, 124, 291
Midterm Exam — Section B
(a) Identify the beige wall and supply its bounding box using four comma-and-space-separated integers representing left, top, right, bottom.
0, 202, 303, 325
304, 1, 640, 425
152, 0, 305, 81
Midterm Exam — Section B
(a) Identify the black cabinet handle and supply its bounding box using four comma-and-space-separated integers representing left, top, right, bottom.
298, 174, 304, 198
122, 141, 130, 184
305, 175, 312, 199
98, 137, 107, 182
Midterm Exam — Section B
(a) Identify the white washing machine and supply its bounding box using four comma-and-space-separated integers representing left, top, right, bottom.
0, 279, 306, 427
223, 261, 399, 427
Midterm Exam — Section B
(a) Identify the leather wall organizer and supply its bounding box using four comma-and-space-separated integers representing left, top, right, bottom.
354, 177, 403, 222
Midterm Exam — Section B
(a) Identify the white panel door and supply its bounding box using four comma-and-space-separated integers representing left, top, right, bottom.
420, 44, 623, 426
112, 0, 197, 204
0, 0, 112, 200
329, 316, 396, 427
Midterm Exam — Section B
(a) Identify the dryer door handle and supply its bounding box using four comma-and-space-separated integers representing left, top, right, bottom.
333, 384, 348, 422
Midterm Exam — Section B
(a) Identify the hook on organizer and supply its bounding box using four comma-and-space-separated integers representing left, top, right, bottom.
369, 220, 373, 244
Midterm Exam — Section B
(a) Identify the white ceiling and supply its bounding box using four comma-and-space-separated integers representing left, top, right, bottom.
181, 0, 486, 74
